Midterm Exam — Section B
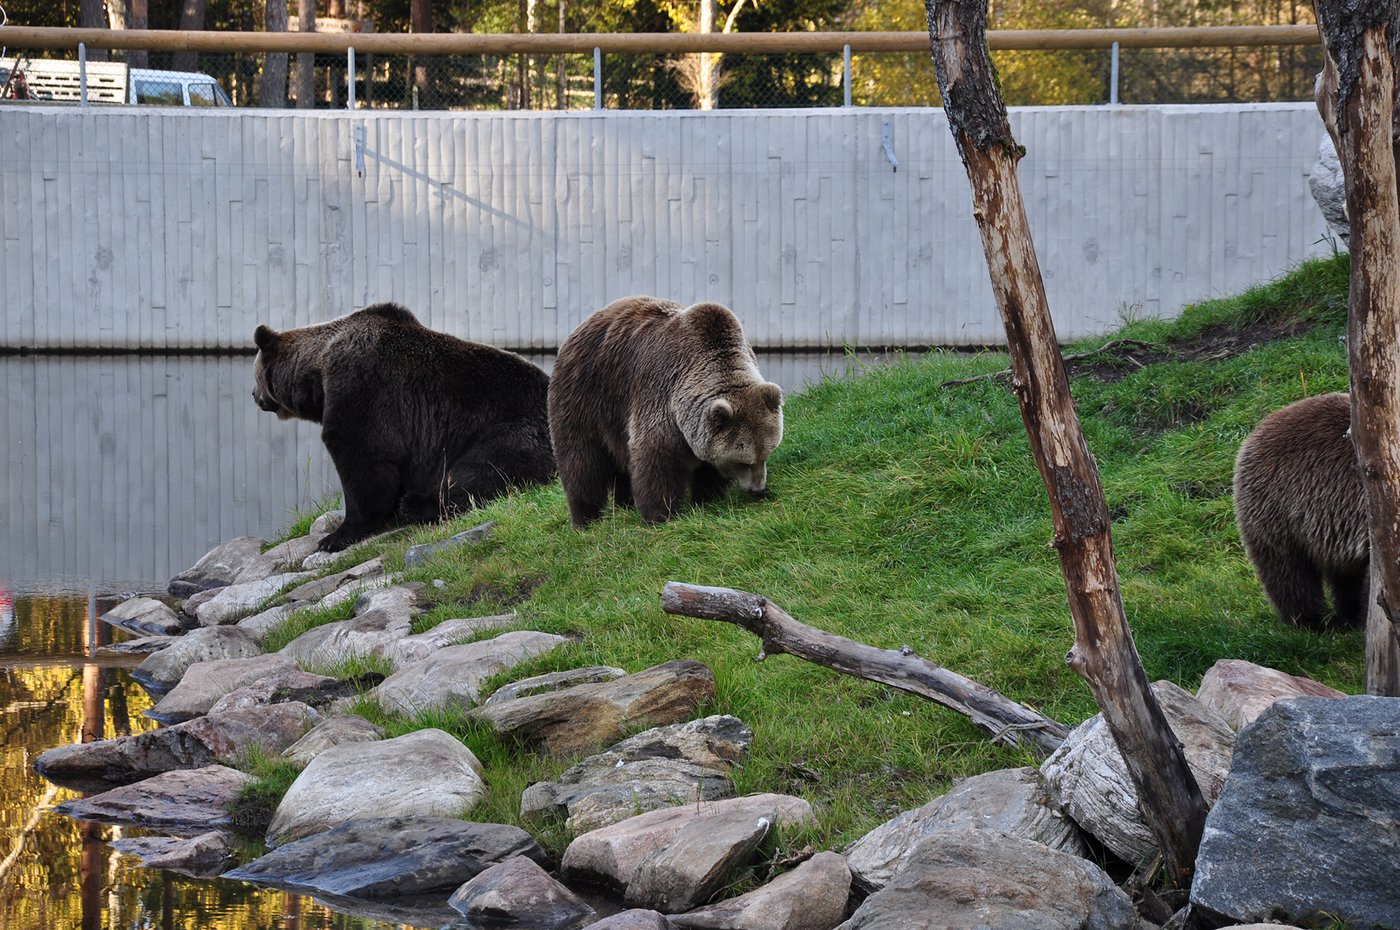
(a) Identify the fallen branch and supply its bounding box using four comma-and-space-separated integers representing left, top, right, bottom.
941, 339, 1161, 387
660, 582, 1068, 757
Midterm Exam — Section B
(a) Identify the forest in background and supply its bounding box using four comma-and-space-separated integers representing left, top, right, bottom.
1, 1, 1324, 109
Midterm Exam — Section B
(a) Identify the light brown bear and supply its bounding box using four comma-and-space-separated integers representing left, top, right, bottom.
548, 296, 783, 528
1233, 392, 1367, 630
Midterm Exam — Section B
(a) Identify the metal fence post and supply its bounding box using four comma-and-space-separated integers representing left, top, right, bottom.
843, 44, 852, 107
1110, 41, 1120, 105
594, 47, 602, 110
78, 42, 88, 107
347, 46, 356, 110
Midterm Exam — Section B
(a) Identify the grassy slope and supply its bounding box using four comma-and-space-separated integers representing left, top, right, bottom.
265, 253, 1362, 854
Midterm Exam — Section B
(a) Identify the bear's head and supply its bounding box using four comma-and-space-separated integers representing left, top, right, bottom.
252, 324, 323, 422
695, 381, 784, 495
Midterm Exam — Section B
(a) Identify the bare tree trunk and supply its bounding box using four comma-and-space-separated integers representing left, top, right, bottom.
172, 0, 208, 71
259, 0, 290, 108
411, 0, 433, 103
294, 0, 316, 109
924, 0, 1207, 884
127, 0, 149, 69
557, 0, 567, 109
1314, 0, 1400, 696
698, 0, 716, 110
80, 0, 106, 30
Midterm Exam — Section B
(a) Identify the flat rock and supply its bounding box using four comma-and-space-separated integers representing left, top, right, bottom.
1196, 659, 1345, 730
278, 583, 422, 673
267, 727, 486, 846
34, 702, 320, 791
235, 603, 298, 644
196, 572, 315, 627
385, 614, 521, 668
146, 654, 302, 723
522, 715, 752, 833
1040, 680, 1235, 864
281, 715, 385, 766
227, 815, 546, 897
285, 557, 385, 604
373, 631, 570, 717
101, 597, 187, 637
837, 829, 1143, 930
180, 586, 225, 619
168, 536, 272, 598
844, 766, 1086, 893
312, 572, 403, 611
472, 660, 717, 757
1190, 696, 1400, 930
670, 851, 851, 930
261, 534, 328, 574
206, 667, 346, 715
587, 911, 676, 930
624, 806, 775, 913
561, 794, 814, 894
448, 855, 595, 928
96, 634, 176, 656
55, 765, 254, 831
132, 625, 263, 693
404, 521, 495, 568
484, 665, 627, 706
110, 831, 235, 878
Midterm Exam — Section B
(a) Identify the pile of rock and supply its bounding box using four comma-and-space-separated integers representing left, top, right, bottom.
36, 518, 1400, 930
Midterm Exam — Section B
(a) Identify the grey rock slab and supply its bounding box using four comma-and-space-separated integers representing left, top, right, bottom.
385, 614, 520, 668
844, 766, 1085, 894
146, 654, 303, 723
235, 603, 298, 645
561, 794, 814, 894
132, 625, 263, 693
196, 572, 315, 627
586, 911, 677, 930
281, 715, 385, 766
267, 727, 486, 846
110, 831, 235, 878
278, 583, 422, 672
55, 765, 254, 831
96, 635, 176, 656
670, 851, 851, 930
206, 668, 346, 715
285, 557, 385, 604
624, 808, 774, 914
261, 534, 328, 574
227, 815, 547, 897
404, 521, 495, 568
1190, 696, 1400, 930
485, 665, 627, 706
1309, 134, 1349, 243
180, 586, 225, 619
522, 715, 752, 834
100, 597, 187, 637
1040, 680, 1234, 864
472, 660, 717, 757
1196, 658, 1345, 730
448, 855, 596, 928
312, 572, 403, 611
372, 631, 570, 717
34, 702, 320, 792
168, 536, 271, 598
836, 829, 1143, 930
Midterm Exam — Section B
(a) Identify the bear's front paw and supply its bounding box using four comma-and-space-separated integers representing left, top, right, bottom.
318, 524, 366, 553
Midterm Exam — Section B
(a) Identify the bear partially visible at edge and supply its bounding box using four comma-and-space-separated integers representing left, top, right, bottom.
252, 303, 555, 552
548, 296, 784, 528
1233, 391, 1367, 630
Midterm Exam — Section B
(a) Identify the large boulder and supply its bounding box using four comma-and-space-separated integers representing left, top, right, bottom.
471, 660, 717, 756
384, 614, 521, 668
100, 597, 186, 637
278, 584, 422, 672
1190, 696, 1400, 930
1308, 134, 1349, 244
624, 806, 776, 914
844, 766, 1086, 893
168, 536, 272, 598
281, 715, 385, 766
670, 851, 851, 930
521, 715, 752, 833
145, 654, 303, 723
371, 631, 570, 717
226, 816, 547, 897
483, 666, 627, 706
1040, 680, 1234, 864
267, 728, 486, 846
54, 765, 254, 832
836, 829, 1143, 930
448, 855, 595, 929
195, 572, 314, 627
1196, 659, 1344, 731
132, 626, 263, 693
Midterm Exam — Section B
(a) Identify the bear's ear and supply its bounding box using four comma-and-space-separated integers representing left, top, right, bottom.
758, 382, 783, 413
706, 398, 734, 429
254, 324, 279, 352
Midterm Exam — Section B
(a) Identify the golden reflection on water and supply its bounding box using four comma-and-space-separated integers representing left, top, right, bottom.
0, 595, 427, 930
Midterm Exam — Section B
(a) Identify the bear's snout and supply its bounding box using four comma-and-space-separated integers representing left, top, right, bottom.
733, 463, 768, 495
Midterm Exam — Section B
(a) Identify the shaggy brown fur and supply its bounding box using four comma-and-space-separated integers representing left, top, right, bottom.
1233, 392, 1368, 630
253, 303, 555, 552
548, 296, 784, 528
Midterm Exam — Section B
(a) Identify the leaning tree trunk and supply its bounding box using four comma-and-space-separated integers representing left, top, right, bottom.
294, 0, 316, 109
172, 0, 207, 72
258, 0, 290, 109
924, 0, 1208, 884
1314, 0, 1400, 696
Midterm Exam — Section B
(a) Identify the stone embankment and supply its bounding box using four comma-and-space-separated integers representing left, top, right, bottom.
36, 514, 1400, 930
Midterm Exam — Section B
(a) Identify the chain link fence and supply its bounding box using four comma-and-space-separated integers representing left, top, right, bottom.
2, 39, 1325, 110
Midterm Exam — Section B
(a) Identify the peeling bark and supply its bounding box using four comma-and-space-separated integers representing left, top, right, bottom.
924, 0, 1208, 884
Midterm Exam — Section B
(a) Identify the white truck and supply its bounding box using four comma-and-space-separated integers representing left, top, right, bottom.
0, 57, 232, 106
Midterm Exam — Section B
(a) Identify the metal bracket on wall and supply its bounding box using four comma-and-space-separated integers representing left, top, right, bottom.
354, 125, 366, 177
882, 120, 899, 173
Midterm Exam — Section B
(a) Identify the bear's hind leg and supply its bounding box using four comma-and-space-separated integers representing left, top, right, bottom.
558, 443, 616, 528
690, 464, 730, 506
1327, 570, 1370, 629
613, 473, 634, 508
1250, 542, 1329, 630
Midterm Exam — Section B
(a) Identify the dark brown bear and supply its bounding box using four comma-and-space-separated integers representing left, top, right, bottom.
548, 296, 784, 528
1233, 392, 1367, 630
252, 303, 555, 552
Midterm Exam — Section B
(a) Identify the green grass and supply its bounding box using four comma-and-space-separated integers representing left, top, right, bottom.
252, 253, 1364, 857
264, 492, 343, 549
